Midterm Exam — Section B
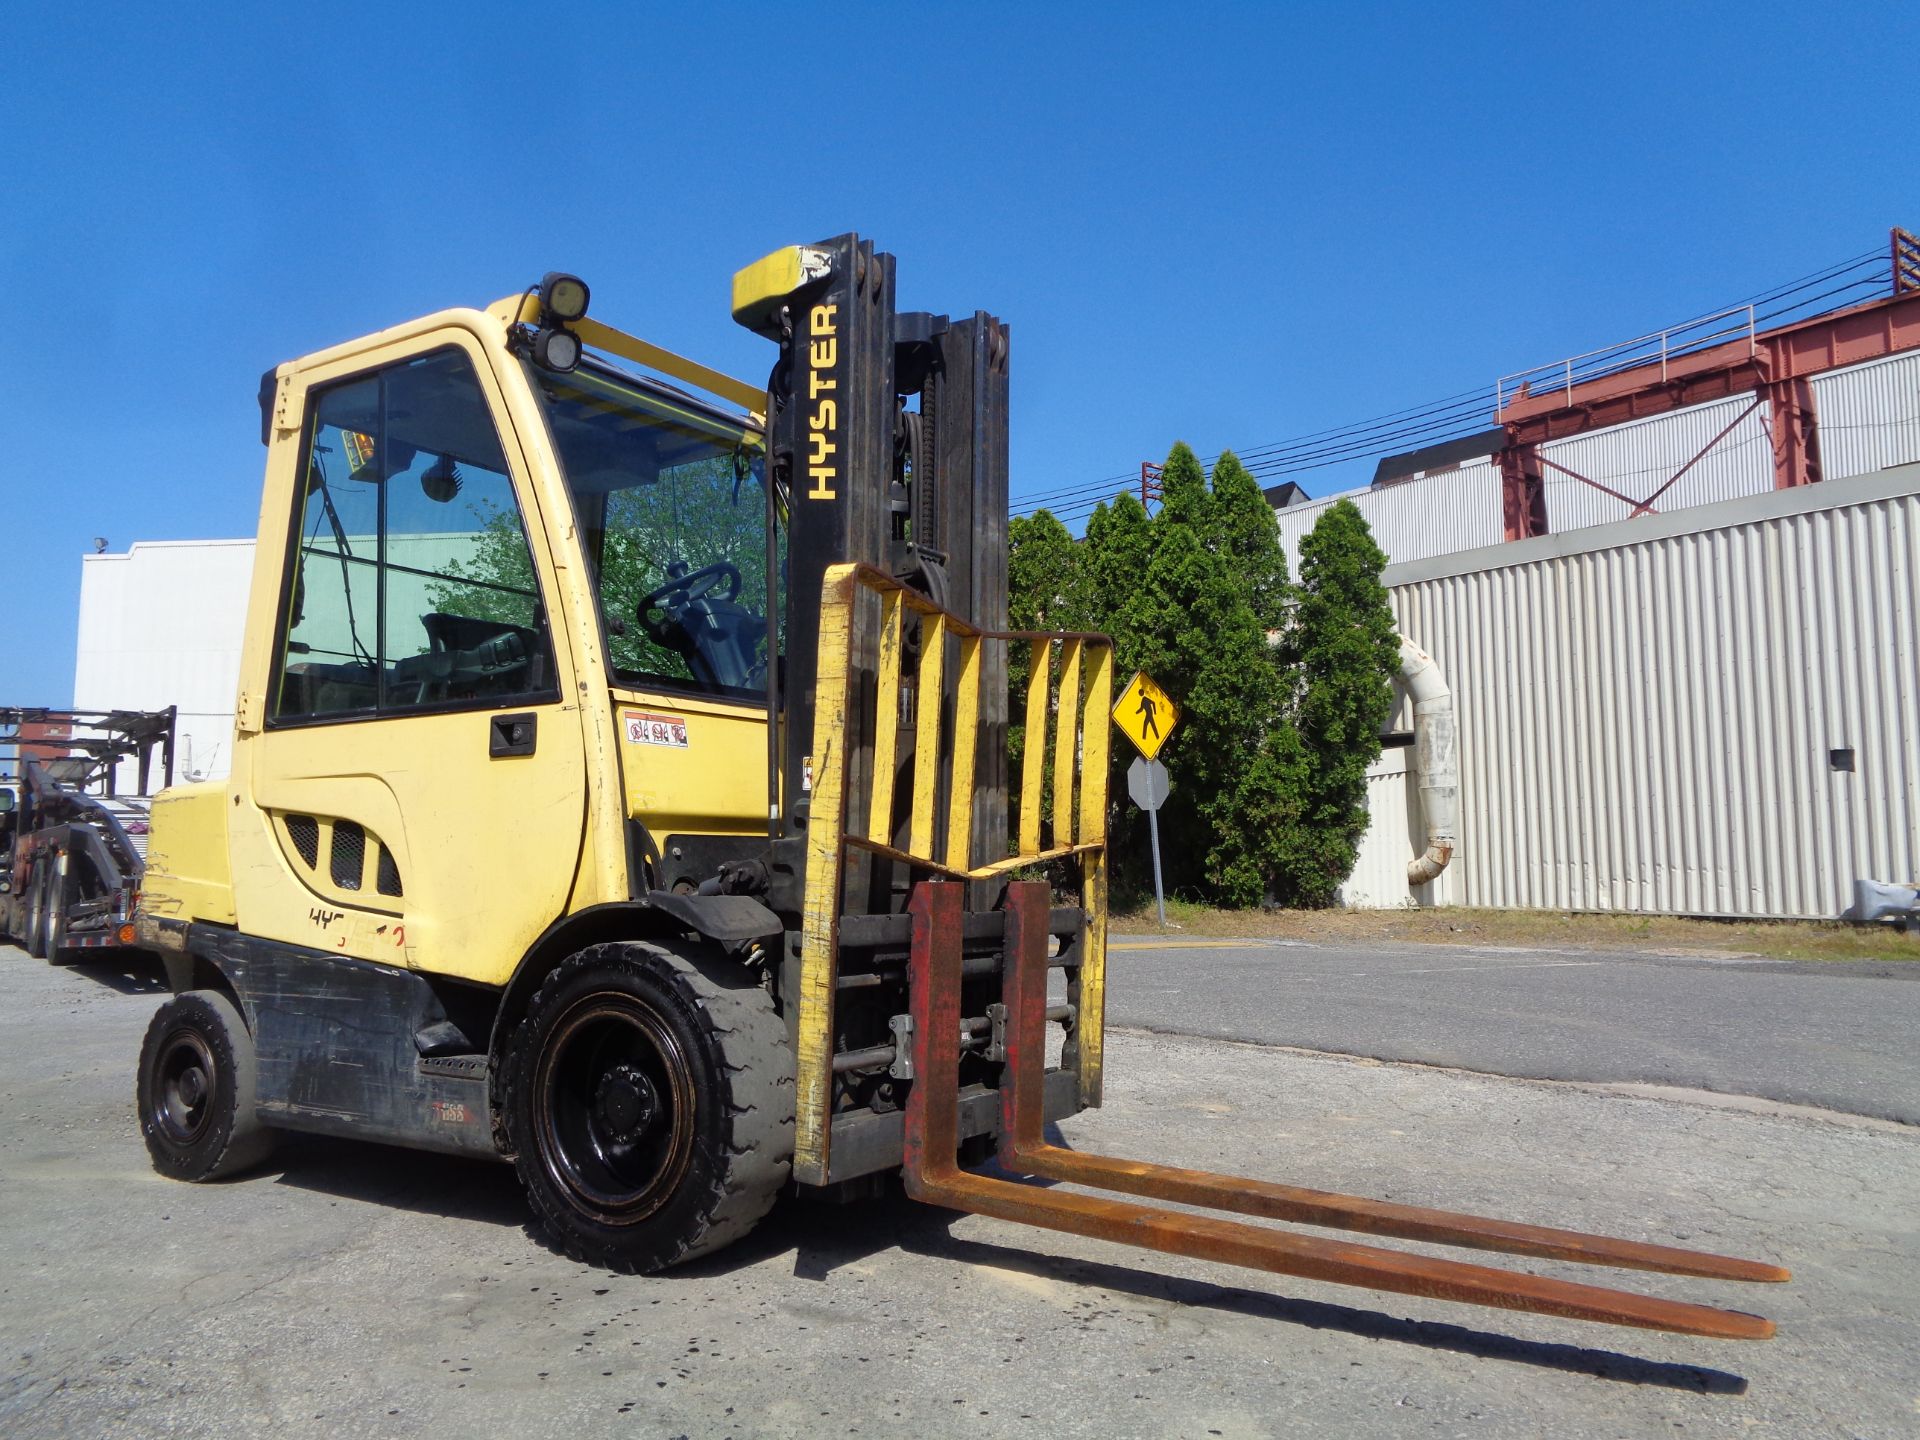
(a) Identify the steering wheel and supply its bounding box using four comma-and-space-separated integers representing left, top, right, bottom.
638, 562, 742, 644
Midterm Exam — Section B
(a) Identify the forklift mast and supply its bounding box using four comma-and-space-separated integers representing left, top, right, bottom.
735, 236, 1103, 1189
744, 234, 1010, 860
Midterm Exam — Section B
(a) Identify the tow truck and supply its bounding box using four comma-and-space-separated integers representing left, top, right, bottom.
2, 707, 175, 960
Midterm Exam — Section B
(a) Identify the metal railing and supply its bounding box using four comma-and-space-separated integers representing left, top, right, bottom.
1496, 304, 1758, 419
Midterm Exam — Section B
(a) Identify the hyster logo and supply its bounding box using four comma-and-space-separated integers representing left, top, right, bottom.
806, 302, 838, 500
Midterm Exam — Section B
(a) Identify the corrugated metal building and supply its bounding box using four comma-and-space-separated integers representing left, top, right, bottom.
1274, 458, 1504, 572
74, 539, 255, 784
1811, 349, 1920, 483
1348, 461, 1920, 918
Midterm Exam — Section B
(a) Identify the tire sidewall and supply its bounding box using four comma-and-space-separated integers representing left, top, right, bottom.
505, 945, 736, 1271
137, 990, 257, 1181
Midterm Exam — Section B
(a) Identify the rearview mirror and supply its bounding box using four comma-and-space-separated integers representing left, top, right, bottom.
0, 788, 15, 814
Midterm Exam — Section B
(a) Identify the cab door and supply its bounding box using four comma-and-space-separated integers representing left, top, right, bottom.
231, 330, 588, 986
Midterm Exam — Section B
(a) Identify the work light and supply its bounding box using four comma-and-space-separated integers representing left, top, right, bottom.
533, 326, 581, 372
542, 272, 590, 322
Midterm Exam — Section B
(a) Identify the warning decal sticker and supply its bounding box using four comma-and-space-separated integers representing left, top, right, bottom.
623, 711, 690, 749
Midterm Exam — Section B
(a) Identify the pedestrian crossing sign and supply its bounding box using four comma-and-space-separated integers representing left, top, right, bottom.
1112, 670, 1178, 760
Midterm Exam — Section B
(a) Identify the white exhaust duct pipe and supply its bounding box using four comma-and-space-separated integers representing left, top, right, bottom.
1398, 637, 1457, 887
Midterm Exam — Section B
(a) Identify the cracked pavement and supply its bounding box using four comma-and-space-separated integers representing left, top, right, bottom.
3, 946, 1917, 1438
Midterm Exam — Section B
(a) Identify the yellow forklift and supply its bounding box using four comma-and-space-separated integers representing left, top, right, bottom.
133, 236, 1785, 1338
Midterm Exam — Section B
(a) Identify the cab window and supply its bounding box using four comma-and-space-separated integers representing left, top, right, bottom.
529, 364, 778, 701
273, 348, 558, 721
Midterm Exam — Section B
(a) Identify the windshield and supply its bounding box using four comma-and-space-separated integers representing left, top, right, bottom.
529, 364, 779, 700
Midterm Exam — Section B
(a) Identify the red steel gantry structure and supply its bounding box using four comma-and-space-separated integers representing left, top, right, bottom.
1495, 227, 1920, 540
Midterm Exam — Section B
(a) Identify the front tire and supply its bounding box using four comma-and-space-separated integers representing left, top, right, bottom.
137, 990, 276, 1181
503, 941, 794, 1273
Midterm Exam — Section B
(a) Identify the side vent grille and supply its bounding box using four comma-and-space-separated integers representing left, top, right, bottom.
279, 812, 400, 907
331, 820, 366, 890
286, 814, 319, 868
376, 845, 404, 897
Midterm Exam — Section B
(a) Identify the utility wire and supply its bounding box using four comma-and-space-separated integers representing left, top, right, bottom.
1013, 242, 1900, 518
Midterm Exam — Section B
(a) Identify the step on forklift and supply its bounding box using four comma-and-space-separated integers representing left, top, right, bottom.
133, 236, 1785, 1339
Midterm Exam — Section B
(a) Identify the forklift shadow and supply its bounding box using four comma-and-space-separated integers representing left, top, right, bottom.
892, 1229, 1751, 1393
265, 1133, 529, 1229
261, 1131, 1745, 1393
60, 949, 169, 995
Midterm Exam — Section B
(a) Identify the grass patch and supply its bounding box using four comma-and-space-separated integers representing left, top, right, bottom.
1107, 900, 1920, 963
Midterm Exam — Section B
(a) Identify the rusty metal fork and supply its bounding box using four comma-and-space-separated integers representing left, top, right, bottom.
900, 880, 1785, 1341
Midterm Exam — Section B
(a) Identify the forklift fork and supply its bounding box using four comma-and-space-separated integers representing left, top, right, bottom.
901, 879, 1787, 1341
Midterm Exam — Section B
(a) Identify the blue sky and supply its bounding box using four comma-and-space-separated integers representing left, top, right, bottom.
2, 2, 1912, 705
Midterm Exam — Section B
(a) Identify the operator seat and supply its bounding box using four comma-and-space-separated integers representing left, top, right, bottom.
678, 595, 763, 692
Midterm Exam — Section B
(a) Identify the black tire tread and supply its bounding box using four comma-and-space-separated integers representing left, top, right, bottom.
138, 990, 276, 1181
24, 862, 47, 959
508, 941, 794, 1272
45, 854, 72, 965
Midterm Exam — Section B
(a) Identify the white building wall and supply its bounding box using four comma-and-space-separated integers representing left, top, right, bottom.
1371, 461, 1920, 919
1539, 394, 1775, 534
74, 539, 256, 784
1273, 458, 1502, 571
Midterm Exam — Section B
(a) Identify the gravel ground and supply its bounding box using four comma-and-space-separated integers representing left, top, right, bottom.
2, 949, 1916, 1439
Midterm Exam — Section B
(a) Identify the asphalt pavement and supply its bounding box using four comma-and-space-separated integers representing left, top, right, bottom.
5, 945, 1918, 1439
1106, 935, 1920, 1125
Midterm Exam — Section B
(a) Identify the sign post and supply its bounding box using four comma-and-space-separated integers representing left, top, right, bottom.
1126, 756, 1172, 928
1113, 671, 1180, 929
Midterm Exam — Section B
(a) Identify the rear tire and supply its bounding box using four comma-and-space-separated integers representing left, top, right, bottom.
44, 853, 71, 964
502, 941, 794, 1273
137, 990, 276, 1181
24, 862, 48, 959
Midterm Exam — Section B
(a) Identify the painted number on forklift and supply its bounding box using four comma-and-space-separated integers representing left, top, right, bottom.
624, 711, 688, 749
431, 1101, 469, 1125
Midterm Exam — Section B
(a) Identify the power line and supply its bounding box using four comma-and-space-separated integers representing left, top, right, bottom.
1013, 241, 1898, 519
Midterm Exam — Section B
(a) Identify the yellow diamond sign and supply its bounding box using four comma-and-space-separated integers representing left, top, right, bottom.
1112, 670, 1178, 760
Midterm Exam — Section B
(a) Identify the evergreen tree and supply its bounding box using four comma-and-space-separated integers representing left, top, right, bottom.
1129, 444, 1288, 905
1007, 509, 1080, 631
1078, 491, 1152, 667
1006, 509, 1083, 849
1207, 451, 1290, 633
1066, 492, 1152, 890
1155, 440, 1210, 528
1005, 454, 1395, 911
1281, 499, 1399, 906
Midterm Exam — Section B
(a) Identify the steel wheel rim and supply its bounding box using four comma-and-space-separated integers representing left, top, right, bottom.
152, 1026, 217, 1146
533, 992, 696, 1225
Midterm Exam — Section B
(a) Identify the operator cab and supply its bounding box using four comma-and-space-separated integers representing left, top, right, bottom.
274, 340, 775, 722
